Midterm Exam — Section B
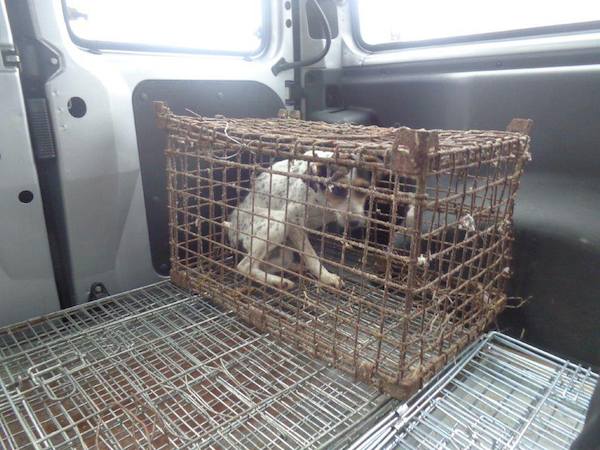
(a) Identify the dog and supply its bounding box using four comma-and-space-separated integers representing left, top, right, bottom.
223, 150, 371, 290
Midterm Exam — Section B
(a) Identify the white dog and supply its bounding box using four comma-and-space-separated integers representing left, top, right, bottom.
224, 150, 371, 290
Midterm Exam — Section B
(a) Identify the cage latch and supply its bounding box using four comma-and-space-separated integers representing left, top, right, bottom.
27, 351, 86, 401
283, 79, 305, 108
1, 49, 20, 68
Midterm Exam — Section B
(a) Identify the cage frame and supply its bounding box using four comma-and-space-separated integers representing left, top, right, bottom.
155, 101, 532, 399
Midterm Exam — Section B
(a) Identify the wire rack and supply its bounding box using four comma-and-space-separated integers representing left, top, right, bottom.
350, 332, 598, 450
0, 281, 388, 449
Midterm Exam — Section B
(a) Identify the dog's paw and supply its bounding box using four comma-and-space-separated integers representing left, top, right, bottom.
279, 278, 296, 290
321, 272, 343, 289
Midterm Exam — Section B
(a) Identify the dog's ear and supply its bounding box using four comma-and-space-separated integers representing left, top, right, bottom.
312, 162, 329, 178
353, 154, 382, 185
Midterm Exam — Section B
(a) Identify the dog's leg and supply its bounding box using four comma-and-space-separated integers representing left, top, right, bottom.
404, 205, 415, 228
262, 247, 300, 274
235, 212, 295, 290
288, 227, 342, 288
237, 255, 295, 289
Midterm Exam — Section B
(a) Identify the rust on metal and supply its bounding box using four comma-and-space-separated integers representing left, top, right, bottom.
158, 103, 531, 399
153, 101, 169, 129
389, 127, 439, 175
506, 118, 534, 136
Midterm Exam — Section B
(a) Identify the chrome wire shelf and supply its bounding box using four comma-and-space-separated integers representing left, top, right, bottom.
351, 332, 598, 450
0, 282, 388, 449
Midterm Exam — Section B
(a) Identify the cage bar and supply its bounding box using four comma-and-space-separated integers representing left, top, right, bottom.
156, 102, 532, 398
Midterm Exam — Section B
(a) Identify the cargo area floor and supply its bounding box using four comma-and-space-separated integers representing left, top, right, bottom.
0, 281, 389, 449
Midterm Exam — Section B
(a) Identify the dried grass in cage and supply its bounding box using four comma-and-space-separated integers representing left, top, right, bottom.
155, 102, 532, 399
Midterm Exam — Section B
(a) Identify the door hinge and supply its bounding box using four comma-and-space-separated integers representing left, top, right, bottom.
285, 80, 304, 107
2, 49, 20, 68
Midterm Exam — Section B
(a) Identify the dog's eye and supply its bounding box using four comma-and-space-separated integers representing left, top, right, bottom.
331, 186, 348, 197
356, 169, 372, 183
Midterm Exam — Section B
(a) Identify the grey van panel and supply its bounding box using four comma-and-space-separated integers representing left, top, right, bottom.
305, 63, 600, 366
20, 0, 290, 304
0, 0, 60, 325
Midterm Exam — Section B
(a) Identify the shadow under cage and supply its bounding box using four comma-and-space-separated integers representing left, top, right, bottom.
155, 102, 531, 399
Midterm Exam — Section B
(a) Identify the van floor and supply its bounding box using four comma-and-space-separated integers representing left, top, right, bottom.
0, 282, 390, 449
1, 283, 596, 450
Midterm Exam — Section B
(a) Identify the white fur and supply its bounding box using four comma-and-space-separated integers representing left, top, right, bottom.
225, 150, 366, 289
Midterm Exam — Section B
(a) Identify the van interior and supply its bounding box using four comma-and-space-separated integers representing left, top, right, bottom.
1, 1, 599, 448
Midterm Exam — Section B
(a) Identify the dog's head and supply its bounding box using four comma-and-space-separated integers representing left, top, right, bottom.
306, 151, 376, 230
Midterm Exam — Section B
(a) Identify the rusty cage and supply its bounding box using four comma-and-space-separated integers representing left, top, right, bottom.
155, 102, 531, 399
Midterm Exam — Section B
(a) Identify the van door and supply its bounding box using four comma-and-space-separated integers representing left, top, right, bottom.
0, 1, 60, 325
8, 0, 294, 306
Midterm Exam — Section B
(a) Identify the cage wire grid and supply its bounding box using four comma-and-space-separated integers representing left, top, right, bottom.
0, 281, 389, 449
349, 332, 598, 450
157, 102, 532, 399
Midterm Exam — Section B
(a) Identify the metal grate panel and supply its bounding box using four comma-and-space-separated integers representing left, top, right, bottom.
351, 332, 598, 450
0, 282, 387, 449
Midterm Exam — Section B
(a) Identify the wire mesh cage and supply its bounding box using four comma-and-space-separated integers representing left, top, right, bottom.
350, 332, 598, 450
155, 102, 532, 399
